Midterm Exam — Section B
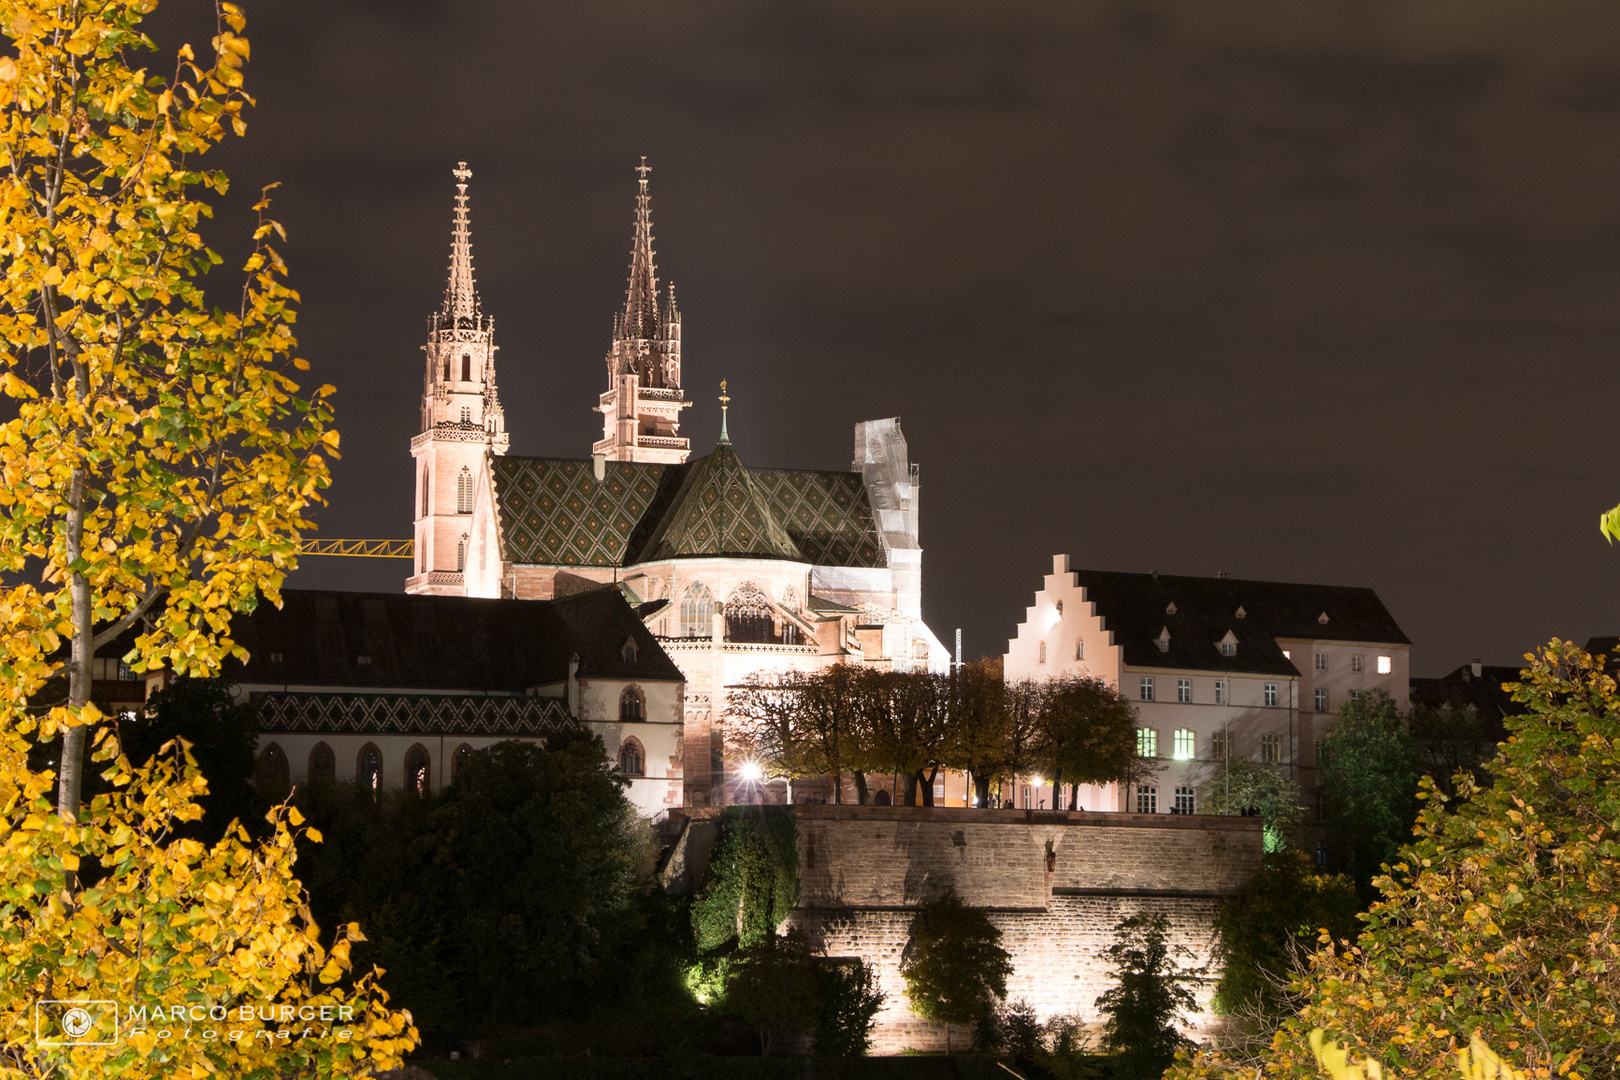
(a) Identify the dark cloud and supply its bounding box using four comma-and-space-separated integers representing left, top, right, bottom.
141, 0, 1620, 674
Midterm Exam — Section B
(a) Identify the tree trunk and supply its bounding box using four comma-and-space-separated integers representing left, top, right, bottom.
832, 770, 842, 804
974, 773, 992, 807
1052, 765, 1064, 810
58, 462, 91, 823
1070, 782, 1079, 811
914, 769, 933, 807
853, 771, 869, 805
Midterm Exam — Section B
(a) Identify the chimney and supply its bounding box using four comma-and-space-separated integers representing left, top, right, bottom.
592, 453, 606, 482
1470, 659, 1483, 678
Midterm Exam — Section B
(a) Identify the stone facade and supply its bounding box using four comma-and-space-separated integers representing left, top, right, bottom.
674, 805, 1264, 1053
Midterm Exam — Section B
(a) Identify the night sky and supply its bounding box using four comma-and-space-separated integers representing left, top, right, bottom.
151, 0, 1620, 676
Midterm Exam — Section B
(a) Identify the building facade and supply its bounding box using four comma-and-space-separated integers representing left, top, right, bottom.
229, 588, 686, 817
1005, 555, 1411, 816
404, 162, 947, 806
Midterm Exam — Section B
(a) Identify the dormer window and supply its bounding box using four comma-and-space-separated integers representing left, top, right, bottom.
1318, 611, 1330, 625
1165, 601, 1177, 615
1218, 629, 1238, 657
622, 638, 639, 664
1235, 606, 1246, 619
1156, 626, 1171, 653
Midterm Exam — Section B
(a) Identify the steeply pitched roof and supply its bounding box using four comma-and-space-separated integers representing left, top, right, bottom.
489, 450, 886, 569
1069, 570, 1409, 676
225, 587, 682, 692
639, 442, 803, 561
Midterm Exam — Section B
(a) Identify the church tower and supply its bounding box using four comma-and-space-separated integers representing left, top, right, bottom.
593, 159, 692, 463
408, 162, 509, 596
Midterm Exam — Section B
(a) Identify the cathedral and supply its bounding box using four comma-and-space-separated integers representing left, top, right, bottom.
405, 162, 947, 806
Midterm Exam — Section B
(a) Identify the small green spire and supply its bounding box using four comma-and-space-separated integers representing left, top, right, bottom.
718, 378, 730, 444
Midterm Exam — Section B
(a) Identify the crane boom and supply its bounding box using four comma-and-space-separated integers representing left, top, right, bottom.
298, 539, 415, 559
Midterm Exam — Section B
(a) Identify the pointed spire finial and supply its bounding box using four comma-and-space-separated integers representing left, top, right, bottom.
622, 158, 659, 341
718, 378, 730, 444
443, 161, 479, 322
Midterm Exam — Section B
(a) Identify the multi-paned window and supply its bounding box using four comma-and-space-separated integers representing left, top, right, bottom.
1220, 640, 1236, 656
1174, 786, 1195, 814
1260, 732, 1281, 763
1210, 730, 1230, 761
1177, 678, 1192, 703
1136, 786, 1158, 814
1214, 679, 1226, 704
1136, 727, 1158, 758
1314, 652, 1328, 672
1173, 729, 1195, 760
1264, 682, 1278, 707
1140, 677, 1155, 701
1351, 654, 1365, 673
1314, 688, 1329, 712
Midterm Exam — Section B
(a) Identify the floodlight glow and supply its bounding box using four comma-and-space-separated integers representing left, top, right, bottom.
1031, 776, 1043, 788
738, 760, 764, 783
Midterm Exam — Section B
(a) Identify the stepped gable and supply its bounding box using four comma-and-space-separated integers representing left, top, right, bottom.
489, 456, 682, 567
1071, 570, 1409, 676
224, 588, 681, 691
638, 441, 804, 562
751, 467, 885, 568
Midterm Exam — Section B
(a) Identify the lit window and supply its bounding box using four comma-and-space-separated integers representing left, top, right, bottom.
1174, 786, 1195, 815
1214, 680, 1225, 705
1220, 641, 1236, 656
1038, 641, 1046, 664
1314, 652, 1328, 672
1351, 654, 1364, 673
680, 581, 715, 638
1211, 730, 1230, 761
1282, 649, 1291, 659
1140, 677, 1154, 702
1314, 688, 1328, 713
1173, 729, 1195, 760
1177, 678, 1192, 703
1136, 728, 1158, 758
1136, 785, 1158, 814
1377, 655, 1392, 675
1264, 683, 1278, 707
1260, 732, 1280, 763
1075, 640, 1084, 661
1315, 840, 1328, 866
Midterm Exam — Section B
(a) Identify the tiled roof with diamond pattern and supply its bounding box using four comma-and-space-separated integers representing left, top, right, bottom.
639, 442, 803, 561
490, 451, 886, 569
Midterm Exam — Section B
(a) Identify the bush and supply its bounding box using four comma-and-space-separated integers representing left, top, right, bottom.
815, 958, 886, 1057
900, 892, 1014, 1051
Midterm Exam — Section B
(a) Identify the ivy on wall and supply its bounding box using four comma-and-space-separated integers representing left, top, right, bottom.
690, 807, 800, 952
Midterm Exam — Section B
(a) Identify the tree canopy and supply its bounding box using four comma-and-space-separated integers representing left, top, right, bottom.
900, 891, 1013, 1049
1170, 641, 1620, 1080
1316, 689, 1424, 897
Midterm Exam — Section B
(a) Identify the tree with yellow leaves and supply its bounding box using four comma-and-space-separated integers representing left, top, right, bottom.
0, 0, 417, 1073
0, 0, 335, 820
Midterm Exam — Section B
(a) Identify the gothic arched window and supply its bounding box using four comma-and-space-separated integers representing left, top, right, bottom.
404, 744, 430, 797
618, 739, 644, 776
357, 744, 382, 795
308, 742, 335, 786
456, 536, 467, 572
725, 582, 774, 644
620, 685, 645, 723
256, 742, 289, 792
1038, 641, 1046, 664
461, 353, 471, 382
452, 742, 473, 780
679, 581, 714, 638
456, 466, 472, 514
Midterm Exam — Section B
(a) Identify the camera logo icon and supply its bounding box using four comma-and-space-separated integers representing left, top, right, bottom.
36, 1000, 118, 1046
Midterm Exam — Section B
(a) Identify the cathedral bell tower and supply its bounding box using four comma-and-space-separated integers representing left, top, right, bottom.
407, 162, 509, 596
593, 159, 692, 463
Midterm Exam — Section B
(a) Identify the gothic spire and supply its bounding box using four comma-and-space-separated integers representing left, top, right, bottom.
622, 157, 659, 340
442, 161, 480, 322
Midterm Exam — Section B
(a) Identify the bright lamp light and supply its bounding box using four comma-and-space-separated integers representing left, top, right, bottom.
738, 760, 764, 783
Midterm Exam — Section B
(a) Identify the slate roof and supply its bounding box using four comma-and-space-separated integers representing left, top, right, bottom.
1409, 663, 1523, 740
224, 587, 682, 692
490, 447, 885, 569
1070, 570, 1410, 676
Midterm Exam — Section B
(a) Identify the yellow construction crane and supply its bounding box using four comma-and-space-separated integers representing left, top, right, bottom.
298, 539, 414, 559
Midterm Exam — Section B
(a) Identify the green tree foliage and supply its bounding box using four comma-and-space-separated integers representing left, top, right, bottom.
1317, 690, 1423, 897
723, 931, 821, 1056
900, 891, 1014, 1050
690, 806, 799, 951
813, 957, 885, 1057
294, 734, 647, 1049
1210, 850, 1360, 1021
1198, 758, 1304, 853
1095, 913, 1200, 1080
1168, 641, 1620, 1080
